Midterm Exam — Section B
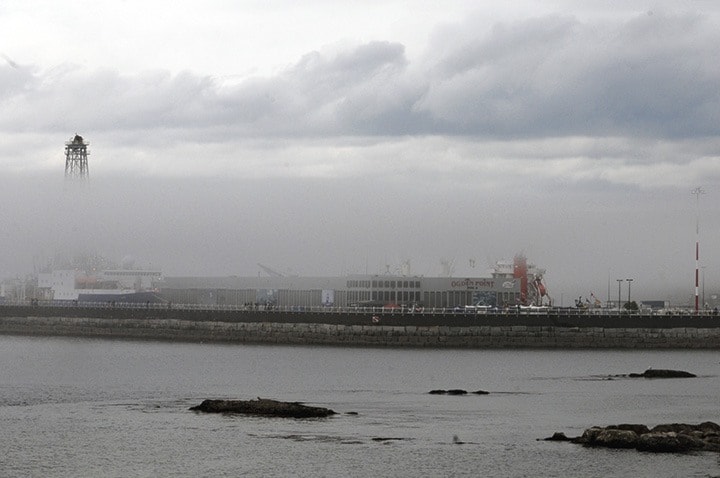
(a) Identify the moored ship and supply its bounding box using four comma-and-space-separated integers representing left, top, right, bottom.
36, 256, 165, 304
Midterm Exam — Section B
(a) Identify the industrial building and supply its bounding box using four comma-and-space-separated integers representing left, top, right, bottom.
159, 256, 548, 309
159, 274, 515, 309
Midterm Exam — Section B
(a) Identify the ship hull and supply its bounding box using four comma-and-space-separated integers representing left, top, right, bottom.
77, 291, 166, 304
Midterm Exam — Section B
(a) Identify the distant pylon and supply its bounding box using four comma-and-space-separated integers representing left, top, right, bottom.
65, 134, 89, 180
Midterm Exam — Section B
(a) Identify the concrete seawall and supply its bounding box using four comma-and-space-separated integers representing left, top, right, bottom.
2, 310, 720, 348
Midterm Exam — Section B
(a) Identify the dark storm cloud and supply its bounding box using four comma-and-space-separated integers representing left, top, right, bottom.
2, 11, 717, 143
217, 12, 720, 140
417, 12, 720, 138
221, 40, 420, 136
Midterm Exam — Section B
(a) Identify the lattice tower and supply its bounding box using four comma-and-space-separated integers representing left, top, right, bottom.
64, 134, 89, 180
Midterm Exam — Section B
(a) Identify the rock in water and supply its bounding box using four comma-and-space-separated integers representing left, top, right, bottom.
636, 432, 706, 453
446, 389, 467, 395
428, 389, 468, 395
629, 369, 696, 378
189, 398, 336, 418
542, 432, 570, 441
593, 429, 639, 449
560, 422, 720, 453
429, 389, 488, 395
641, 369, 696, 378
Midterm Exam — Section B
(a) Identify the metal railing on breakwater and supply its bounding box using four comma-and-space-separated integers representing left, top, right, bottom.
2, 299, 719, 317
2, 301, 720, 347
2, 300, 720, 329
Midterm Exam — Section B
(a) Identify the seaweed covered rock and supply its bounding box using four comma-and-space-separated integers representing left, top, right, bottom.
593, 429, 640, 449
636, 432, 706, 453
546, 422, 720, 454
190, 398, 336, 418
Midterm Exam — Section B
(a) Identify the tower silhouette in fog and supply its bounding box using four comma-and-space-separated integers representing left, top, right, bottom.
64, 134, 89, 180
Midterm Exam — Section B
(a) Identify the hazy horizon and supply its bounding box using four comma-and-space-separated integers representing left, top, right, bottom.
1, 170, 714, 306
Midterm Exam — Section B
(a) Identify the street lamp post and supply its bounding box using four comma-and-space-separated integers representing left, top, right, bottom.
617, 279, 623, 310
626, 278, 633, 306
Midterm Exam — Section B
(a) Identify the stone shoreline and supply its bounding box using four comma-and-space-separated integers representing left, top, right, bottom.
2, 316, 720, 348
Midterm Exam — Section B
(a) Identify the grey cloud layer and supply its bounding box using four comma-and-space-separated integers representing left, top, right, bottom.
2, 11, 718, 142
418, 12, 720, 138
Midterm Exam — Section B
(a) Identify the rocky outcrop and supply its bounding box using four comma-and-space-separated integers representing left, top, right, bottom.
189, 398, 336, 418
544, 422, 720, 453
635, 432, 707, 452
650, 422, 720, 434
542, 432, 571, 441
628, 369, 696, 378
428, 389, 489, 395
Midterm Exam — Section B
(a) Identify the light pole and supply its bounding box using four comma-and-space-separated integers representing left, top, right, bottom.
691, 187, 705, 313
626, 278, 633, 306
617, 279, 623, 310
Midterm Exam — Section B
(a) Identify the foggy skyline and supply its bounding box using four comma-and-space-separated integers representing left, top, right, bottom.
1, 1, 719, 306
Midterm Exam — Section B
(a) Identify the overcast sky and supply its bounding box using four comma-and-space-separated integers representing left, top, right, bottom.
1, 0, 719, 305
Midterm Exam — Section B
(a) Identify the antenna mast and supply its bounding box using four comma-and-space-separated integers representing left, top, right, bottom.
691, 187, 705, 313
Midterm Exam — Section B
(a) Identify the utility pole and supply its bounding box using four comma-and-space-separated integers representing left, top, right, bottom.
616, 279, 623, 310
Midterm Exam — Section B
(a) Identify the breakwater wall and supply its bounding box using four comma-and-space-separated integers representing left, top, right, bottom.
1, 305, 720, 348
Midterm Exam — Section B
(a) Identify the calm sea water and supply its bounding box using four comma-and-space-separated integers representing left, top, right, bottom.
0, 335, 718, 477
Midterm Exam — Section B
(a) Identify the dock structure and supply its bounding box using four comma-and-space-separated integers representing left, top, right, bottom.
1, 303, 720, 349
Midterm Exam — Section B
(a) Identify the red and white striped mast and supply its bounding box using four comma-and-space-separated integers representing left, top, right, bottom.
691, 187, 705, 313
